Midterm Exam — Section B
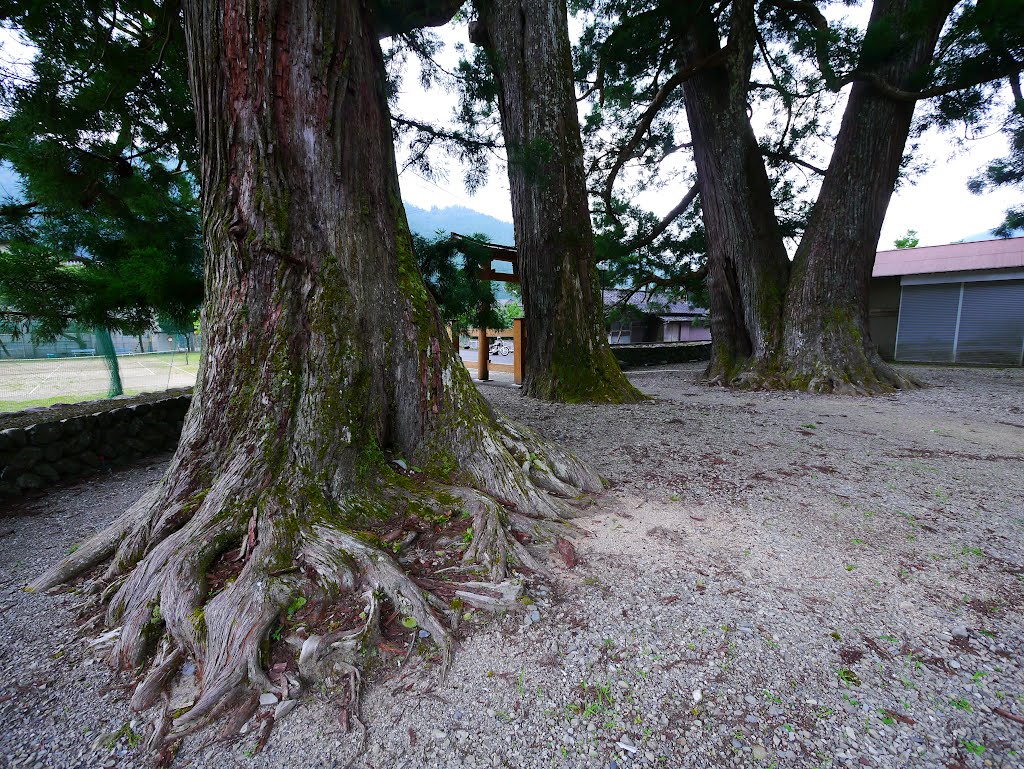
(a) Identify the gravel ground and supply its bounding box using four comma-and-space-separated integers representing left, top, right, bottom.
1, 363, 1022, 769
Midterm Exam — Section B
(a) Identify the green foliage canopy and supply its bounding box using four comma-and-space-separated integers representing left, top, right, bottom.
894, 229, 920, 249
0, 0, 202, 341
413, 230, 517, 331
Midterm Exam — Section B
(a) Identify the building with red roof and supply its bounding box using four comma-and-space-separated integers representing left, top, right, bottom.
869, 237, 1024, 366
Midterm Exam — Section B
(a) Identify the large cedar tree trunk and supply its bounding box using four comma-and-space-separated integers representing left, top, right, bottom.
676, 0, 953, 393
471, 0, 643, 403
781, 0, 955, 392
31, 0, 600, 750
675, 0, 790, 383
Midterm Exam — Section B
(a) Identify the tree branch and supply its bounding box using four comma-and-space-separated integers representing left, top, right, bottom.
622, 184, 699, 252
0, 200, 40, 219
601, 49, 725, 227
392, 114, 502, 152
761, 0, 842, 90
851, 60, 1024, 102
764, 0, 1023, 102
761, 149, 826, 175
1011, 72, 1023, 108
609, 264, 709, 310
373, 0, 465, 39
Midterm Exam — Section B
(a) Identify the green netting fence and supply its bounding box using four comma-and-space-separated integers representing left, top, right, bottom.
0, 329, 200, 413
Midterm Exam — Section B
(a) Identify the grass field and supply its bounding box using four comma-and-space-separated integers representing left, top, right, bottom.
0, 351, 199, 412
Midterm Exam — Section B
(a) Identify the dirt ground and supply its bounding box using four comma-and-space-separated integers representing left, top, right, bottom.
1, 363, 1022, 769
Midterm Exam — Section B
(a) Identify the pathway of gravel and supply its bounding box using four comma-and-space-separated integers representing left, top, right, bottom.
1, 364, 1022, 769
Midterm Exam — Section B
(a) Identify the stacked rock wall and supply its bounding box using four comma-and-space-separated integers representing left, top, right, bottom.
0, 395, 190, 498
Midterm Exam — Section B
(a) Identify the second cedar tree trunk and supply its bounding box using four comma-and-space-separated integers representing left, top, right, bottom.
781, 0, 955, 391
472, 0, 643, 403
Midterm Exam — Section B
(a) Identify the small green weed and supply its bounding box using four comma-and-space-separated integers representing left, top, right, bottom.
103, 722, 142, 749
961, 740, 985, 755
286, 595, 307, 619
838, 668, 861, 687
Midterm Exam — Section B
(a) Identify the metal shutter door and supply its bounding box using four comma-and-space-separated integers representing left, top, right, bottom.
956, 280, 1024, 365
895, 284, 960, 362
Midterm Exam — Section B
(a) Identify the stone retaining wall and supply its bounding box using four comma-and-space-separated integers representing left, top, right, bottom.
612, 341, 711, 368
0, 394, 191, 498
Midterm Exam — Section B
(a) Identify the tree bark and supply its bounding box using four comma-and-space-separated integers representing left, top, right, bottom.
30, 0, 600, 749
675, 0, 791, 383
671, 0, 954, 393
472, 0, 643, 403
781, 0, 955, 392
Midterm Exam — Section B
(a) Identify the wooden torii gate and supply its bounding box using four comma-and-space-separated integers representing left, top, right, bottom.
450, 233, 524, 385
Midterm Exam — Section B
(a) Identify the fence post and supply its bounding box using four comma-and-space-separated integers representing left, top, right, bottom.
476, 324, 489, 381
513, 318, 523, 385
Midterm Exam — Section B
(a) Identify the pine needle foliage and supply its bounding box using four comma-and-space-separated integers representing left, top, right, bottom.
0, 0, 201, 342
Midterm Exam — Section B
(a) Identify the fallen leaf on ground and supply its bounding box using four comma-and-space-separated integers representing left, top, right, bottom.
555, 538, 577, 568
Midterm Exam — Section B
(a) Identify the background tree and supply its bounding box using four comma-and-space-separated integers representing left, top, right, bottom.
574, 0, 826, 328
414, 230, 510, 332
469, 0, 643, 403
30, 0, 601, 754
968, 71, 1024, 235
0, 0, 203, 347
893, 229, 921, 249
778, 0, 1020, 392
576, 0, 1024, 393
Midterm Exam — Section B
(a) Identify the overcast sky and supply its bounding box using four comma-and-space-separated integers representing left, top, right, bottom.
395, 15, 1021, 249
2, 10, 1017, 250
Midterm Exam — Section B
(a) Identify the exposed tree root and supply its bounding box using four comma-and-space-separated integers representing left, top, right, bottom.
703, 349, 922, 395
29, 417, 600, 760
785, 352, 922, 395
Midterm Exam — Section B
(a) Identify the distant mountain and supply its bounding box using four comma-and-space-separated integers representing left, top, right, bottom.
0, 170, 513, 244
404, 203, 514, 246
